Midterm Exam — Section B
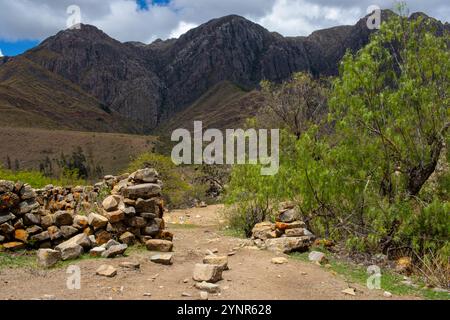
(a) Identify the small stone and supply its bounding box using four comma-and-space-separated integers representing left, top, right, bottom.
47, 226, 63, 241
119, 261, 140, 269
131, 168, 158, 183
284, 228, 306, 237
40, 215, 54, 229
30, 231, 50, 242
308, 251, 327, 264
123, 184, 161, 200
20, 184, 36, 200
271, 257, 288, 264
135, 198, 157, 213
104, 239, 120, 249
383, 291, 392, 298
95, 230, 112, 245
199, 291, 209, 300
18, 200, 39, 214
26, 225, 42, 235
195, 281, 221, 293
143, 293, 152, 297
73, 215, 89, 228
181, 292, 192, 297
96, 265, 117, 277
277, 208, 298, 223
23, 213, 40, 226
341, 288, 356, 296
150, 253, 173, 265
37, 249, 61, 268
275, 221, 306, 231
58, 244, 83, 260
193, 264, 223, 283
0, 212, 15, 224
183, 278, 189, 283
145, 239, 173, 252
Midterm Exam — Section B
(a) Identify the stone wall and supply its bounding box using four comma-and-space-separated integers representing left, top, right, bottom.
0, 168, 171, 252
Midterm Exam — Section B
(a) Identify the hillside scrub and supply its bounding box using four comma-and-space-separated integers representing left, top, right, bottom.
225, 14, 449, 286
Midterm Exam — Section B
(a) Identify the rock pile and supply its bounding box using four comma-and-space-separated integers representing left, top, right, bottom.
192, 252, 229, 295
251, 205, 315, 253
0, 168, 173, 259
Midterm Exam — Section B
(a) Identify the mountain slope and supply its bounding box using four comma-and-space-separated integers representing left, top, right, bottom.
0, 56, 140, 133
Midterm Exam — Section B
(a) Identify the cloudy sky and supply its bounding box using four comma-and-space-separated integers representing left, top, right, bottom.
0, 0, 449, 56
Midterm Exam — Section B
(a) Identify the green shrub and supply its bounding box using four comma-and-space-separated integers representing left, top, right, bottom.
0, 166, 85, 188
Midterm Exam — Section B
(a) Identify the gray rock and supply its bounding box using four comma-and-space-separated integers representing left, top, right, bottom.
195, 281, 221, 293
145, 239, 173, 252
0, 222, 15, 234
26, 225, 43, 235
96, 265, 117, 277
56, 234, 91, 253
265, 236, 312, 254
37, 249, 61, 268
102, 195, 120, 212
18, 200, 39, 214
0, 180, 15, 193
123, 184, 161, 200
119, 261, 140, 269
135, 198, 157, 213
40, 215, 54, 229
0, 212, 15, 224
90, 246, 106, 257
20, 184, 36, 200
58, 244, 83, 260
104, 239, 120, 249
54, 211, 73, 226
24, 213, 41, 226
192, 264, 223, 283
131, 168, 159, 183
88, 212, 108, 229
101, 244, 128, 258
203, 255, 229, 271
150, 253, 173, 265
30, 231, 50, 242
119, 231, 135, 245
60, 226, 78, 238
308, 251, 327, 264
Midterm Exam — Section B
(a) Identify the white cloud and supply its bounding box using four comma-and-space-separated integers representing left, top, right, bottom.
0, 0, 448, 43
0, 49, 3, 57
169, 21, 198, 38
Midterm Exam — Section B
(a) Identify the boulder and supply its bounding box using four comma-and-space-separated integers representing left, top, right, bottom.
150, 253, 173, 265
18, 200, 39, 214
95, 230, 112, 245
56, 233, 91, 251
135, 198, 157, 213
192, 264, 223, 283
102, 195, 120, 212
131, 168, 158, 183
20, 184, 36, 200
54, 211, 73, 226
96, 265, 117, 277
104, 210, 125, 223
23, 213, 41, 226
195, 281, 221, 293
37, 249, 61, 268
101, 244, 128, 258
90, 247, 106, 257
73, 215, 89, 228
203, 255, 228, 271
60, 226, 78, 238
275, 221, 306, 231
57, 244, 83, 260
47, 226, 63, 241
284, 228, 306, 237
265, 236, 311, 253
0, 222, 14, 234
123, 184, 161, 200
40, 215, 54, 229
0, 212, 15, 224
277, 208, 298, 223
0, 180, 15, 193
146, 239, 173, 252
88, 213, 108, 229
0, 192, 20, 211
251, 222, 276, 240
3, 242, 26, 251
30, 231, 50, 242
119, 231, 135, 245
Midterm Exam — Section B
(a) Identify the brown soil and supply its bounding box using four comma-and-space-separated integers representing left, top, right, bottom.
0, 205, 418, 300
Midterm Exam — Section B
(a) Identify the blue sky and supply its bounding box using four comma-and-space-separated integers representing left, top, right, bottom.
1, 0, 449, 57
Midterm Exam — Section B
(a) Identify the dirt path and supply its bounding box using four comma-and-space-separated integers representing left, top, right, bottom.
0, 205, 416, 300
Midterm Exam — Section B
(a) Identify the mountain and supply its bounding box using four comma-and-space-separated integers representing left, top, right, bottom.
1, 11, 448, 133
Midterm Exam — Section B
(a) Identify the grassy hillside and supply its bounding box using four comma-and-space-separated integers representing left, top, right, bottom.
0, 127, 156, 181
0, 57, 142, 133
